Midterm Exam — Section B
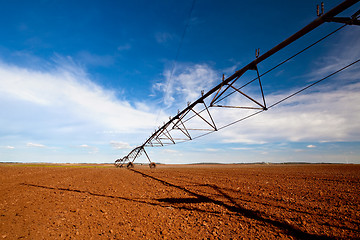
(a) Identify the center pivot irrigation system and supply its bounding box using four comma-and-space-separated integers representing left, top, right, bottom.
115, 0, 360, 168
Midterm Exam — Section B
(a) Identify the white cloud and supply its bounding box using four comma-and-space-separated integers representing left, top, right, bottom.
1, 146, 15, 149
161, 149, 186, 158
0, 56, 170, 162
205, 148, 219, 152
110, 141, 132, 149
217, 81, 360, 144
1, 27, 359, 164
190, 28, 360, 145
307, 145, 316, 148
150, 53, 360, 147
26, 143, 46, 148
301, 28, 360, 83
231, 147, 253, 150
0, 58, 161, 142
163, 149, 179, 153
154, 63, 218, 107
78, 144, 99, 154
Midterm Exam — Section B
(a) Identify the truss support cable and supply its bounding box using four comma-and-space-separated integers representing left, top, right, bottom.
268, 58, 360, 109
210, 75, 242, 106
155, 0, 197, 123
228, 84, 266, 109
202, 100, 217, 131
255, 66, 267, 110
143, 148, 152, 163
212, 24, 347, 105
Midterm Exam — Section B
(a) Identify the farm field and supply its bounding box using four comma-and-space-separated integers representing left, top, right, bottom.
0, 163, 359, 239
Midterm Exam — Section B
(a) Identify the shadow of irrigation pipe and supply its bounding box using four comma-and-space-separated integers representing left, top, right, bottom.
130, 169, 336, 240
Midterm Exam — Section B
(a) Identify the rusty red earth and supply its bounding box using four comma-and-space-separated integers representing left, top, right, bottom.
0, 164, 359, 239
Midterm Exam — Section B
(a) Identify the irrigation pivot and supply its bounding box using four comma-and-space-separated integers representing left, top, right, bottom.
115, 0, 360, 168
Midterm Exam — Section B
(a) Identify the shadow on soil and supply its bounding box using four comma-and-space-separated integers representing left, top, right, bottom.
21, 169, 341, 240
130, 169, 337, 240
20, 183, 225, 215
20, 182, 167, 209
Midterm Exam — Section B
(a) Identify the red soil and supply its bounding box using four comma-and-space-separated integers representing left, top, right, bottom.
0, 164, 359, 239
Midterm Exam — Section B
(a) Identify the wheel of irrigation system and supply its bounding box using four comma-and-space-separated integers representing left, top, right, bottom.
126, 162, 134, 168
149, 162, 156, 168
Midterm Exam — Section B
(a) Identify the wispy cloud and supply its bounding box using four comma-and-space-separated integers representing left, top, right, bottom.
152, 27, 360, 146
26, 143, 46, 148
152, 66, 360, 146
302, 28, 360, 83
163, 149, 179, 154
110, 141, 132, 149
0, 56, 162, 149
78, 144, 98, 154
1, 146, 15, 149
231, 147, 253, 151
217, 79, 360, 144
205, 148, 219, 152
153, 63, 218, 108
213, 28, 360, 144
117, 43, 131, 51
155, 32, 175, 44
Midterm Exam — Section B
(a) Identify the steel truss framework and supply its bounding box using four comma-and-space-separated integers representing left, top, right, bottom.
115, 0, 360, 168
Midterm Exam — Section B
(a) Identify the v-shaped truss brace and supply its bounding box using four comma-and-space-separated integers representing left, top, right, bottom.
145, 100, 218, 147
114, 146, 152, 167
210, 65, 267, 110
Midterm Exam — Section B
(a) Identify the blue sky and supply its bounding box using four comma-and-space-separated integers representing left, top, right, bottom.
0, 0, 360, 164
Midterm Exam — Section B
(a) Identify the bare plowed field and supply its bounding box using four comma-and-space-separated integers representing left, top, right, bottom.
0, 164, 359, 239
